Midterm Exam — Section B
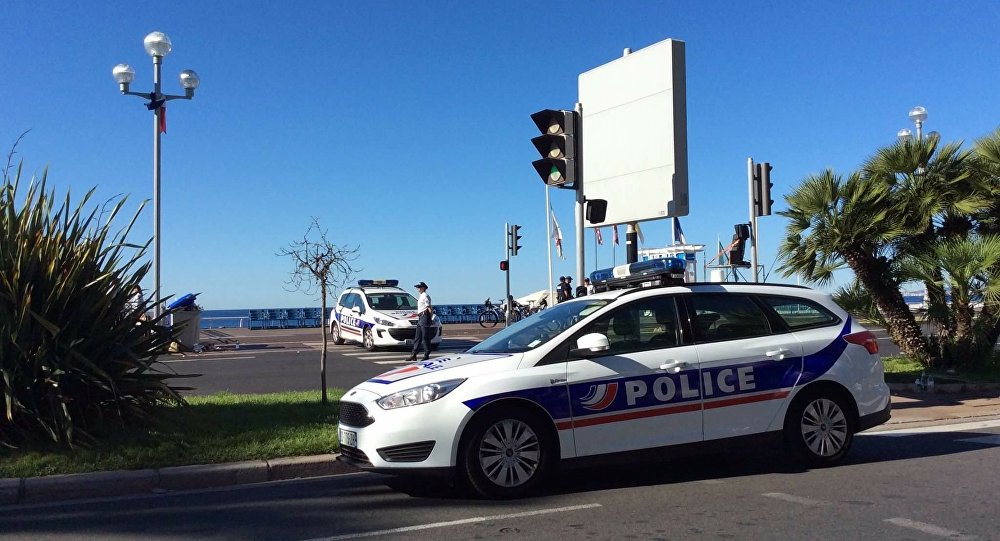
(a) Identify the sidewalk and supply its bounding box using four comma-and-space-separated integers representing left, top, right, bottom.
3, 388, 998, 506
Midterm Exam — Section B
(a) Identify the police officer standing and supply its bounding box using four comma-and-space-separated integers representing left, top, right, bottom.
407, 281, 434, 362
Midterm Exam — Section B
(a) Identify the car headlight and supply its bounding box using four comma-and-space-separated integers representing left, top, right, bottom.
376, 379, 466, 410
373, 317, 396, 327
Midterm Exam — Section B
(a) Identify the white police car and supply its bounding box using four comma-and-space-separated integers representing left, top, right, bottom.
336, 261, 890, 498
330, 280, 442, 351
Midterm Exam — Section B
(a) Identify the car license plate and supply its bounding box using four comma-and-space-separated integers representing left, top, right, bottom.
339, 428, 357, 448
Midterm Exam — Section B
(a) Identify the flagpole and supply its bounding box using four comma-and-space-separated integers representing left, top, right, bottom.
545, 184, 553, 308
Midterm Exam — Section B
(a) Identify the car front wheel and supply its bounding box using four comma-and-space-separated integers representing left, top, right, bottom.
363, 328, 376, 351
459, 407, 553, 499
784, 390, 854, 467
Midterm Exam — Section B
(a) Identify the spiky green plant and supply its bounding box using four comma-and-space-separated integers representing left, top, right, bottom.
1, 163, 189, 448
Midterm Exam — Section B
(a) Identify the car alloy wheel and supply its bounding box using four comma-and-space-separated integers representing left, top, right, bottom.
363, 328, 376, 351
800, 398, 849, 457
460, 407, 552, 499
784, 390, 854, 468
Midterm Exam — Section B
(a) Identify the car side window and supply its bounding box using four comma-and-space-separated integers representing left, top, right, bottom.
338, 293, 351, 310
687, 294, 771, 342
354, 294, 366, 314
760, 295, 840, 330
579, 296, 680, 355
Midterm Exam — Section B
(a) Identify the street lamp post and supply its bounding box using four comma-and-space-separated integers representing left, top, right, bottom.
112, 32, 200, 319
897, 106, 928, 143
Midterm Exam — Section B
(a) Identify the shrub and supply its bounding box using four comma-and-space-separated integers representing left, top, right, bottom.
1, 163, 188, 448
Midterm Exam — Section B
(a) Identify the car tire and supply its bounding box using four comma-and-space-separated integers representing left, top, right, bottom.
784, 389, 855, 468
363, 327, 376, 351
332, 322, 345, 345
459, 406, 554, 499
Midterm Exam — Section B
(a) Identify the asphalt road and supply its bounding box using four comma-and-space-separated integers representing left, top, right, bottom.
159, 326, 494, 395
2, 420, 998, 540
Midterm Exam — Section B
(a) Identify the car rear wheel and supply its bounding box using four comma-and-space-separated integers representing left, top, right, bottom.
363, 328, 376, 351
332, 322, 345, 345
459, 407, 553, 499
784, 390, 854, 467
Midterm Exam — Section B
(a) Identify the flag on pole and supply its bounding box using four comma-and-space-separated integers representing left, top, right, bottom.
550, 205, 564, 259
595, 227, 604, 245
673, 217, 687, 245
613, 225, 620, 246
159, 106, 167, 133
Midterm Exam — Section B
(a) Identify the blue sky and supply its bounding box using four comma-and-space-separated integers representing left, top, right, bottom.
3, 1, 999, 308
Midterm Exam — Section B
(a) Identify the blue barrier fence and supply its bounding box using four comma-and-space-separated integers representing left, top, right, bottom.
245, 304, 486, 329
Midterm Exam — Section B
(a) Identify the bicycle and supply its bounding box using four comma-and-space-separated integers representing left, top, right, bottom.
478, 298, 502, 328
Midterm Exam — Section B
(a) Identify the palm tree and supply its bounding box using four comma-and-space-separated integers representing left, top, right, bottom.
778, 169, 933, 363
968, 127, 1000, 349
896, 234, 1000, 363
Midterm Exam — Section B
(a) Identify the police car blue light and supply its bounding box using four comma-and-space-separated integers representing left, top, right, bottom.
336, 270, 890, 499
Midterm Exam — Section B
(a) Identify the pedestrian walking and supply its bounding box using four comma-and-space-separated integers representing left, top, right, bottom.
407, 281, 434, 361
585, 278, 595, 295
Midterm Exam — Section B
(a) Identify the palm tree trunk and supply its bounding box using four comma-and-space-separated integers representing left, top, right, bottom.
844, 249, 933, 364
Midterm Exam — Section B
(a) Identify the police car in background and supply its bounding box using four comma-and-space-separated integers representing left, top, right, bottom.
330, 280, 442, 351
336, 260, 890, 498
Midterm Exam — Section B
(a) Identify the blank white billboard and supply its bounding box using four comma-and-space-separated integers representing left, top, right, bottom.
579, 38, 688, 226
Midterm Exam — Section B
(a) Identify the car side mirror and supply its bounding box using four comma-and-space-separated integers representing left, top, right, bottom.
351, 306, 361, 314
569, 332, 610, 358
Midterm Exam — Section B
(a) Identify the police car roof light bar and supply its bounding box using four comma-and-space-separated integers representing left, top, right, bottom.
358, 279, 399, 287
591, 257, 687, 293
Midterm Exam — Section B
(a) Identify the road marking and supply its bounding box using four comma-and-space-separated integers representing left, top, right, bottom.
761, 492, 828, 507
160, 356, 256, 363
299, 503, 603, 541
957, 435, 1000, 446
866, 419, 1000, 437
884, 518, 978, 540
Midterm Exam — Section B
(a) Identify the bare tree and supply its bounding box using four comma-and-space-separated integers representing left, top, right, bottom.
278, 218, 359, 403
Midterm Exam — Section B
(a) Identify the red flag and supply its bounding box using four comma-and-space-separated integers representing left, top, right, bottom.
613, 225, 620, 246
595, 227, 604, 245
159, 106, 167, 133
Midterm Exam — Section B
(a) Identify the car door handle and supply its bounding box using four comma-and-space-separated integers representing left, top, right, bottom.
659, 360, 691, 373
765, 348, 793, 360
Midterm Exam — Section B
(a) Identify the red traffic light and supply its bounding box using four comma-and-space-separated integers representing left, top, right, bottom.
500, 260, 509, 271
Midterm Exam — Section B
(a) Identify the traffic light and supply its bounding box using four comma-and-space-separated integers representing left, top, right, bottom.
500, 260, 509, 271
510, 224, 522, 255
759, 162, 774, 216
753, 162, 775, 217
530, 109, 579, 189
729, 223, 751, 267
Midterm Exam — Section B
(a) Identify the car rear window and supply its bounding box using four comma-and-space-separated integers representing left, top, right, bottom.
761, 295, 840, 330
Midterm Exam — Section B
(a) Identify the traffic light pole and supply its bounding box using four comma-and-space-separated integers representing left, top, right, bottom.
504, 222, 511, 325
574, 102, 586, 288
747, 157, 760, 282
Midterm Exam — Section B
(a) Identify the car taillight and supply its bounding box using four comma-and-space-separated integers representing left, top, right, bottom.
844, 331, 879, 354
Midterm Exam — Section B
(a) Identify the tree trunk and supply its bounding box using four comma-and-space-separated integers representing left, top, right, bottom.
843, 249, 933, 364
320, 283, 328, 404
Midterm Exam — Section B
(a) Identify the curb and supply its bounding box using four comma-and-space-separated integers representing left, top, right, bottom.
1, 454, 358, 506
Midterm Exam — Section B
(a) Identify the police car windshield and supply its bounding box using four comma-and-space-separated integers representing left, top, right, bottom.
366, 292, 418, 311
469, 299, 609, 354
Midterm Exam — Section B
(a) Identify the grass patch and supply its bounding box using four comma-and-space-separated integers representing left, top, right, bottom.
0, 390, 344, 479
882, 356, 1000, 384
